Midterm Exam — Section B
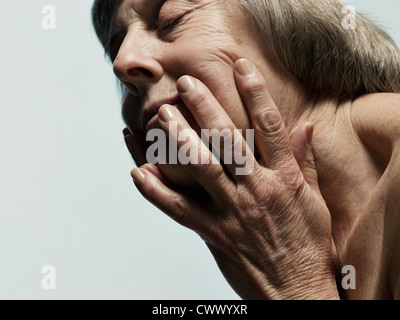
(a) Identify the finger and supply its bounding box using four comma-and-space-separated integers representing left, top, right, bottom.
291, 123, 310, 170
122, 91, 148, 167
131, 167, 212, 235
177, 76, 257, 180
291, 123, 324, 200
157, 104, 236, 201
140, 163, 175, 189
234, 59, 296, 171
123, 128, 147, 167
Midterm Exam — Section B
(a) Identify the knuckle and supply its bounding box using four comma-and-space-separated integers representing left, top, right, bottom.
255, 109, 283, 133
167, 194, 188, 223
190, 157, 223, 177
279, 164, 305, 192
239, 169, 276, 203
242, 75, 266, 97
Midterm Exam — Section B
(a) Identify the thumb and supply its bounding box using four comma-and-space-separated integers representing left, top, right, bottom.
291, 123, 323, 199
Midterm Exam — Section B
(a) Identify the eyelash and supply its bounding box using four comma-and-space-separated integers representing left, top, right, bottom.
157, 14, 184, 32
159, 17, 179, 30
108, 8, 185, 60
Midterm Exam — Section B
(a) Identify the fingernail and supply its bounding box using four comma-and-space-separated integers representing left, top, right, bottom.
235, 59, 255, 76
177, 76, 195, 93
123, 128, 131, 137
131, 168, 146, 184
306, 123, 314, 145
158, 104, 175, 122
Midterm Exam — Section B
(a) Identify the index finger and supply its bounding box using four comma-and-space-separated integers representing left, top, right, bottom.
177, 75, 257, 180
234, 59, 297, 171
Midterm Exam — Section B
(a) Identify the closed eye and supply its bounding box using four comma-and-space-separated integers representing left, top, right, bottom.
157, 15, 184, 32
160, 17, 178, 29
156, 0, 188, 33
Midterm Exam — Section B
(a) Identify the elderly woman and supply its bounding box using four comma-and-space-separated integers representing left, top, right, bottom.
92, 0, 400, 299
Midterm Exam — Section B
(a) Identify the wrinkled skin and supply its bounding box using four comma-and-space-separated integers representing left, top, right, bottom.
129, 63, 339, 299
111, 0, 400, 299
115, 0, 282, 188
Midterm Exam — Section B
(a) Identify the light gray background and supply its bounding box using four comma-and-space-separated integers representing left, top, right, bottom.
0, 0, 399, 299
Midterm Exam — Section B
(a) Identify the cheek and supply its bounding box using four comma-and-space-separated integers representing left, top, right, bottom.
165, 37, 252, 131
200, 63, 251, 130
198, 62, 252, 131
166, 16, 241, 76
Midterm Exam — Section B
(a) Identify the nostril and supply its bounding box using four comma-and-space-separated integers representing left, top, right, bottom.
138, 67, 153, 77
127, 67, 153, 78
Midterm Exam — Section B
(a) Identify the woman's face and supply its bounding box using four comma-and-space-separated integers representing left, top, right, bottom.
112, 0, 270, 187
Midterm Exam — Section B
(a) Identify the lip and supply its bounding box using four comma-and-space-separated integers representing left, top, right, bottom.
144, 95, 181, 131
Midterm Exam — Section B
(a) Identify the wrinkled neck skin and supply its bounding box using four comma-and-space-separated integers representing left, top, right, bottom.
272, 73, 376, 260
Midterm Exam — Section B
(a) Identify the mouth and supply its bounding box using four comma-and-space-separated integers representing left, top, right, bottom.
144, 95, 182, 132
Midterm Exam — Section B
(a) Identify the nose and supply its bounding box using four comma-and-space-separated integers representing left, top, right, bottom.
113, 28, 163, 96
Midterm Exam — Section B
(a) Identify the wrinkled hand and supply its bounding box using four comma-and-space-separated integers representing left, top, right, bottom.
127, 59, 339, 300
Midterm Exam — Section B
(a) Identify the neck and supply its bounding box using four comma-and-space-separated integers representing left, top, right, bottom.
273, 79, 379, 253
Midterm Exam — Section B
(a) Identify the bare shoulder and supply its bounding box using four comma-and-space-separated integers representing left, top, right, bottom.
351, 93, 400, 144
351, 93, 400, 166
351, 93, 400, 298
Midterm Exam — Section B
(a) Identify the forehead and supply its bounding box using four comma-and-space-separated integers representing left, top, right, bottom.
115, 0, 161, 16
113, 0, 202, 22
